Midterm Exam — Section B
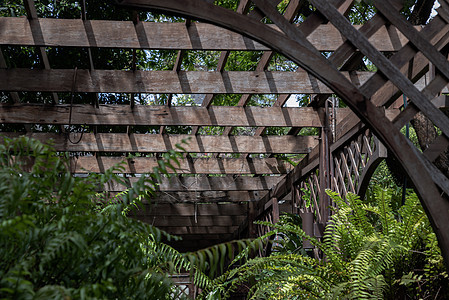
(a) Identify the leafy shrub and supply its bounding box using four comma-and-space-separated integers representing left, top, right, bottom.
0, 136, 191, 299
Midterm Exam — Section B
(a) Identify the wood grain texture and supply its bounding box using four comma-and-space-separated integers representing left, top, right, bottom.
133, 215, 246, 227
0, 104, 324, 127
152, 226, 239, 234
0, 17, 414, 51
134, 202, 247, 216
131, 190, 270, 202
1, 133, 318, 154
70, 156, 294, 174
0, 69, 374, 94
104, 175, 284, 192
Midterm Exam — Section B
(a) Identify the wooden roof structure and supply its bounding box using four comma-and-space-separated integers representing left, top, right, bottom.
1, 0, 449, 267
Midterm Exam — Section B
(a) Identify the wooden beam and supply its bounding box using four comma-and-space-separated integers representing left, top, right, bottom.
166, 239, 235, 252
154, 226, 239, 235
135, 203, 247, 216
1, 133, 318, 154
0, 17, 416, 51
0, 69, 374, 95
160, 234, 234, 241
138, 190, 268, 203
70, 156, 294, 174
133, 215, 246, 227
105, 175, 283, 192
0, 104, 324, 127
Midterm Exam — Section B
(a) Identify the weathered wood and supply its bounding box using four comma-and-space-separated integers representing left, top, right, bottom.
336, 15, 449, 140
252, 107, 398, 211
0, 104, 397, 129
313, 0, 449, 140
1, 133, 317, 154
70, 156, 294, 174
135, 215, 246, 227
423, 135, 449, 163
0, 17, 416, 51
22, 1, 59, 105
137, 202, 247, 216
220, 0, 305, 137
373, 0, 449, 85
153, 226, 239, 235
182, 0, 449, 264
0, 69, 374, 94
166, 239, 234, 252
105, 175, 284, 192
159, 234, 234, 241
150, 190, 269, 202
0, 104, 324, 127
109, 190, 272, 202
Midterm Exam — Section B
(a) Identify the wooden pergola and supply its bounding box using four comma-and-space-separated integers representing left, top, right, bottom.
1, 0, 449, 267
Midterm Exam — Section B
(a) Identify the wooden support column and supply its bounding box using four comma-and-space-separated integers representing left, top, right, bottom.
271, 197, 279, 224
318, 103, 331, 224
291, 183, 298, 215
301, 211, 314, 249
248, 201, 256, 238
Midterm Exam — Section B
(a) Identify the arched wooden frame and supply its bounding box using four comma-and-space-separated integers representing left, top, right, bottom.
117, 0, 449, 268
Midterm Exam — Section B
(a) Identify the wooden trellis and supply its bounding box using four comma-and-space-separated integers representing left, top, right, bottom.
1, 0, 449, 271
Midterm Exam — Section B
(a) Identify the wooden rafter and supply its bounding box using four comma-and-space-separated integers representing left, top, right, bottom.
1, 132, 318, 154
0, 104, 325, 127
0, 18, 415, 52
70, 156, 294, 174
104, 175, 284, 192
0, 69, 378, 94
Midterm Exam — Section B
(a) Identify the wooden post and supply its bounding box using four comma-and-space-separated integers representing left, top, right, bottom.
301, 211, 314, 249
319, 101, 331, 224
272, 197, 279, 224
248, 201, 256, 238
291, 183, 297, 215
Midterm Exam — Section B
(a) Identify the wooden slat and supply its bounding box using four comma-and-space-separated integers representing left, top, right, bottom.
0, 17, 417, 51
0, 69, 374, 94
137, 215, 246, 227
0, 104, 324, 127
159, 234, 234, 241
336, 15, 449, 140
423, 135, 449, 162
312, 0, 449, 140
138, 203, 247, 216
70, 156, 294, 174
105, 175, 283, 192
373, 0, 449, 84
166, 239, 234, 251
139, 190, 269, 203
154, 226, 239, 235
1, 133, 317, 154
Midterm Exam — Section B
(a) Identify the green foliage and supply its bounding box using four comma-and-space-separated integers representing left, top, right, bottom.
0, 136, 194, 299
201, 188, 448, 299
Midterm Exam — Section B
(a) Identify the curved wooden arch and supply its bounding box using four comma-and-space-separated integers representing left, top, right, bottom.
117, 0, 449, 268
